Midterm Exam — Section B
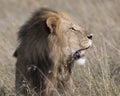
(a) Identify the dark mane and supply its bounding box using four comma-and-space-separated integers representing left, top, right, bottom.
18, 8, 57, 41
15, 8, 57, 94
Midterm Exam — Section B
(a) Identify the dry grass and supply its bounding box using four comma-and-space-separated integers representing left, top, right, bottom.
0, 0, 120, 96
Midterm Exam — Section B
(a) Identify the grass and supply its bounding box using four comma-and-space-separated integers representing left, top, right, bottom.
0, 0, 120, 96
74, 41, 120, 96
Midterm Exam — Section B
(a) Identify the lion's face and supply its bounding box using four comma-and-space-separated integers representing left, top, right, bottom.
47, 12, 92, 65
60, 17, 92, 65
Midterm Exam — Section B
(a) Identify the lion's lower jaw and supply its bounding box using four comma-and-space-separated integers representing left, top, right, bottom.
74, 58, 86, 65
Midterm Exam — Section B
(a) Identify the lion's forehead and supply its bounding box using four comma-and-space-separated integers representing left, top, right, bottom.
60, 18, 89, 36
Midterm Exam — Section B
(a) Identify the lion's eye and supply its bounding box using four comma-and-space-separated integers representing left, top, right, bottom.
70, 27, 77, 31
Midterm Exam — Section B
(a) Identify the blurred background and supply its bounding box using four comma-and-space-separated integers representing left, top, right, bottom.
0, 0, 120, 95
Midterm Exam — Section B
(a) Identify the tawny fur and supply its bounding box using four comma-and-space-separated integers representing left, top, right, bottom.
14, 8, 92, 96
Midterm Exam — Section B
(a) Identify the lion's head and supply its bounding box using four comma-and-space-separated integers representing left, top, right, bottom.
45, 10, 93, 66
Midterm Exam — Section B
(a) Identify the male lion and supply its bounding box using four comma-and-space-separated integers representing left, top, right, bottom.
14, 8, 93, 96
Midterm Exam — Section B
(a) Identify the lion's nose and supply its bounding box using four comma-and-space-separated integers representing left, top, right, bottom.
87, 34, 93, 40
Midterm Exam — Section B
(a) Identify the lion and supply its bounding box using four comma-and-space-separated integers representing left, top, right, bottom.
14, 8, 93, 96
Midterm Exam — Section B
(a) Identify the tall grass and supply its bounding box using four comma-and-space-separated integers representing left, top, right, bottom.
74, 36, 120, 96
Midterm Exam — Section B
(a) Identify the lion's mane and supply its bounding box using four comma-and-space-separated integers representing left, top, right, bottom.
14, 8, 74, 96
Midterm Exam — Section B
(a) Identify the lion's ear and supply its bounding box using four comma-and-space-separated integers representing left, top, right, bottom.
46, 15, 60, 33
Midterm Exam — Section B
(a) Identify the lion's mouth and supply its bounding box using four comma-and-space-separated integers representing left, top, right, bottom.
68, 47, 89, 65
72, 47, 89, 60
73, 50, 85, 60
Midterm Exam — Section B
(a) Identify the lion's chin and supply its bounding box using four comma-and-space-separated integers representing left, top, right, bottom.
74, 58, 86, 65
